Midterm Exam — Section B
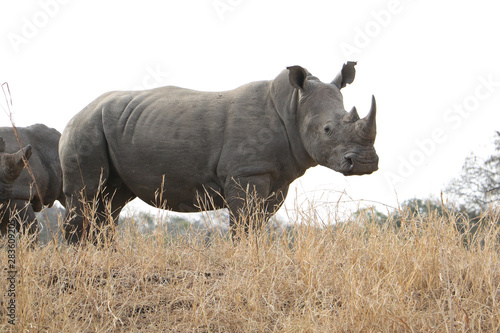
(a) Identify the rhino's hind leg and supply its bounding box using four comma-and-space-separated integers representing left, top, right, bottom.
63, 178, 135, 245
63, 180, 107, 245
60, 122, 114, 244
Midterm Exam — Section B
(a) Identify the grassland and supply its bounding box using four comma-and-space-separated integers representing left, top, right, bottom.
1, 205, 500, 332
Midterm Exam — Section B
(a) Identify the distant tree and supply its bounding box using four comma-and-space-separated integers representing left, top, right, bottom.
36, 204, 65, 244
136, 211, 157, 234
399, 197, 445, 216
352, 206, 388, 225
167, 215, 194, 235
352, 197, 473, 227
388, 197, 446, 227
446, 131, 500, 215
118, 209, 231, 241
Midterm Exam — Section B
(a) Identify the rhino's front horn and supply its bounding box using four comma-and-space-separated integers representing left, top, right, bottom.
12, 145, 32, 167
20, 145, 32, 161
356, 95, 376, 140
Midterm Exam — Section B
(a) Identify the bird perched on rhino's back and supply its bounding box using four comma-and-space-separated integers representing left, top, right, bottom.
0, 124, 64, 235
59, 62, 378, 243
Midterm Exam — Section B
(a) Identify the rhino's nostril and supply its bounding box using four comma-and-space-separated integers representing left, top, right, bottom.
344, 155, 354, 170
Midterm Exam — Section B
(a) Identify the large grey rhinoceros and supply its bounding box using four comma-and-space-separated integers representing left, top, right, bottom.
0, 124, 64, 235
59, 62, 378, 243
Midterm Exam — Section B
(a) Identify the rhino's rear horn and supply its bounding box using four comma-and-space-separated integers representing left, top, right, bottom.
356, 95, 377, 140
343, 106, 360, 123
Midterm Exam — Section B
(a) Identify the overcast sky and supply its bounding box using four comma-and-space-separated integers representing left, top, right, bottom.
1, 0, 500, 219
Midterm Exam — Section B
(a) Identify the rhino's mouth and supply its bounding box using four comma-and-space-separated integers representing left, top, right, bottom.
340, 152, 378, 176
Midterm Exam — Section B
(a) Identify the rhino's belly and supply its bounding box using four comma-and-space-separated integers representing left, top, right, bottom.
134, 180, 226, 212
110, 159, 225, 212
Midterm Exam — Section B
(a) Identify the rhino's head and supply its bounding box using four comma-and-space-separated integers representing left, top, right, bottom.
0, 138, 32, 198
288, 62, 378, 176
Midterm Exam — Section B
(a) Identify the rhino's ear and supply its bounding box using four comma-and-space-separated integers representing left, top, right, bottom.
332, 61, 357, 89
0, 138, 5, 152
287, 66, 309, 91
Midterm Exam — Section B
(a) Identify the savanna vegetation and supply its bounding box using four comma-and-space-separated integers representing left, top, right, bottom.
1, 202, 500, 332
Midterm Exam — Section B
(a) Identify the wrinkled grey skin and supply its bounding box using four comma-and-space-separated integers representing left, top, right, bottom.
0, 124, 64, 235
60, 62, 378, 243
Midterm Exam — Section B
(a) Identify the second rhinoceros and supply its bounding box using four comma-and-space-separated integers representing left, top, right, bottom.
0, 124, 64, 235
60, 62, 379, 243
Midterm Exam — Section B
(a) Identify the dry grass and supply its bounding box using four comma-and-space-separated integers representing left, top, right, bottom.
1, 205, 500, 332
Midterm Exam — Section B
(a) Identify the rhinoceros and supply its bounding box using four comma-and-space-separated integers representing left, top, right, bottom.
0, 124, 64, 235
59, 62, 378, 243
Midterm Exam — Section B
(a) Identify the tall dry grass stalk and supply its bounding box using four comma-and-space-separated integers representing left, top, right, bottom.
0, 201, 500, 332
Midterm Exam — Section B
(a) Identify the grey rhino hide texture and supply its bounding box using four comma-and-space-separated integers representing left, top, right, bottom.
59, 62, 378, 243
0, 124, 63, 235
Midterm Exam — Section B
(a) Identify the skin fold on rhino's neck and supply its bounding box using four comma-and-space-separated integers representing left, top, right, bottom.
269, 73, 317, 173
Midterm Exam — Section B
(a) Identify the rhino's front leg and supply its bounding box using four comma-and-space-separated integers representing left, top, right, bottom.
224, 174, 272, 238
9, 200, 38, 239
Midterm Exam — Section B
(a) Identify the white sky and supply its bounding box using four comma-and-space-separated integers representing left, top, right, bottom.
1, 0, 500, 220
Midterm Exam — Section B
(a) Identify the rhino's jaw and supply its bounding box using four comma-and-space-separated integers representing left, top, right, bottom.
0, 182, 13, 200
339, 151, 379, 176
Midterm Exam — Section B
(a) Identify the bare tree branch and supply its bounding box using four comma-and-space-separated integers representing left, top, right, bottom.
445, 132, 500, 214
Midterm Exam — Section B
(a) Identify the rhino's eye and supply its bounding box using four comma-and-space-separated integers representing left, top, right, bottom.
323, 124, 333, 136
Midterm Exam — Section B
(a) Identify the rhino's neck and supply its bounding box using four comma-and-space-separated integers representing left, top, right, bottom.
269, 72, 317, 172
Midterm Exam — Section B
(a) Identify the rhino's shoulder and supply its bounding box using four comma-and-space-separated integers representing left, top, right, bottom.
22, 124, 61, 151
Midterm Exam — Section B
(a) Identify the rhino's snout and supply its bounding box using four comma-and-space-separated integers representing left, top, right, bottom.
342, 152, 379, 176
